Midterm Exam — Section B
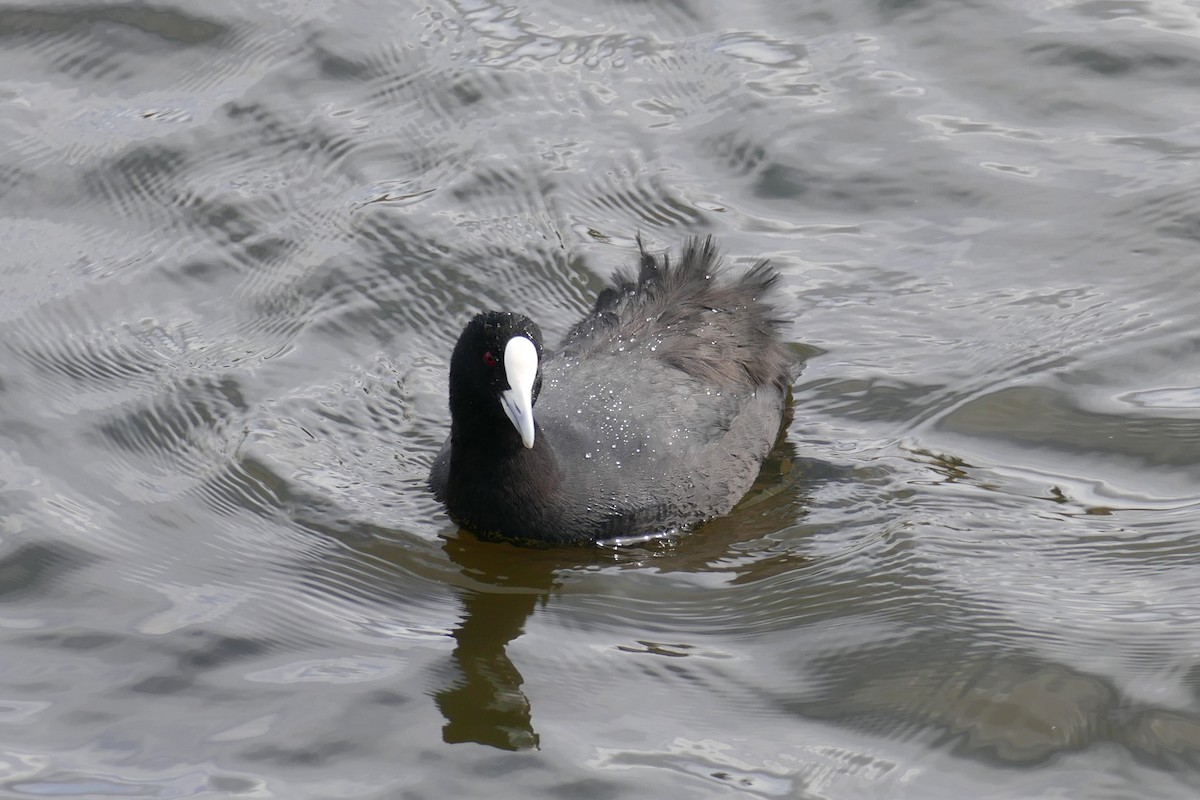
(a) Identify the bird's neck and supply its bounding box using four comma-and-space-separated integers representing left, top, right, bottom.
448, 420, 562, 504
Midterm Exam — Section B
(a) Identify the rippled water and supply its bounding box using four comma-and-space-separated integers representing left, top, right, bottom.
2, 0, 1200, 796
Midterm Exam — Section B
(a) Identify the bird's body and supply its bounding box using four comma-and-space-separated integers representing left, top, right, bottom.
429, 237, 796, 546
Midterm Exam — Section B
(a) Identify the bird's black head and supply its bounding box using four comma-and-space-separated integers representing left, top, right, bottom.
448, 311, 544, 448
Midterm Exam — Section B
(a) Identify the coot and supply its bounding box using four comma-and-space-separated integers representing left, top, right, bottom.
429, 236, 797, 545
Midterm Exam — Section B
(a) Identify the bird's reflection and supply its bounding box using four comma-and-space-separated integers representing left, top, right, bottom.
436, 534, 563, 751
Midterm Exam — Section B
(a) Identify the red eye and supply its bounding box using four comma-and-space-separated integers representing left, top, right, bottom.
482, 351, 497, 367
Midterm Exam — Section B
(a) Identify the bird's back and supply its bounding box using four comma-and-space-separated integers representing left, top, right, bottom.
527, 237, 797, 541
559, 236, 795, 391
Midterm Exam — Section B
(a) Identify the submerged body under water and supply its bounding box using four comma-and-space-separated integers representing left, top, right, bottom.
0, 0, 1199, 797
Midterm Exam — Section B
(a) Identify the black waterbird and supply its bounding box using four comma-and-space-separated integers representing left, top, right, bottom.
429, 236, 797, 545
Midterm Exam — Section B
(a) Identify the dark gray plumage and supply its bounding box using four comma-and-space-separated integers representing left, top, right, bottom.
428, 236, 797, 546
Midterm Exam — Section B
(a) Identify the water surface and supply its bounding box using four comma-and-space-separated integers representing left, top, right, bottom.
2, 0, 1199, 797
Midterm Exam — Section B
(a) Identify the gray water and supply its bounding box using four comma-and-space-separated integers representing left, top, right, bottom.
2, 0, 1200, 797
